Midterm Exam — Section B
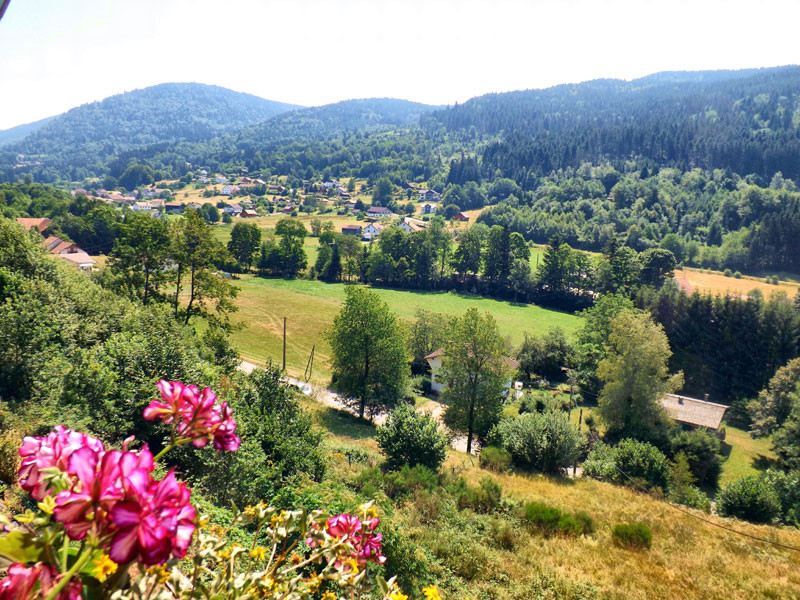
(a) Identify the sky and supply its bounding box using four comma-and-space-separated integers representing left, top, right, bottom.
0, 0, 798, 130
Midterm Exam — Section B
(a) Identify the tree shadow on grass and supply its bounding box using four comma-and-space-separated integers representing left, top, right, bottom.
753, 454, 777, 471
317, 406, 376, 441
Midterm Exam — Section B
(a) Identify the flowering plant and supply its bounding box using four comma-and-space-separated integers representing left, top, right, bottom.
0, 380, 412, 600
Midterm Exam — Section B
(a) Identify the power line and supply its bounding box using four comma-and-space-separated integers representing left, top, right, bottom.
612, 464, 800, 554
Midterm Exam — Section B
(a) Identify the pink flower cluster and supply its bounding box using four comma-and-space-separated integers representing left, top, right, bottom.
144, 380, 240, 452
17, 427, 196, 566
0, 562, 81, 600
324, 513, 386, 565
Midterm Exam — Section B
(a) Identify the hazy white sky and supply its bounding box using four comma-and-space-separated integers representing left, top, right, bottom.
0, 0, 797, 130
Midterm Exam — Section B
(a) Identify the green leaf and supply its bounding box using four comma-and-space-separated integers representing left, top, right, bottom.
0, 531, 44, 565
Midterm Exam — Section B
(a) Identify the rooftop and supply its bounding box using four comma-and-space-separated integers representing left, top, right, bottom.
659, 393, 728, 430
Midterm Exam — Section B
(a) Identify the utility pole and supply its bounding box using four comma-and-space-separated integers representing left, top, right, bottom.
282, 317, 286, 372
573, 408, 583, 477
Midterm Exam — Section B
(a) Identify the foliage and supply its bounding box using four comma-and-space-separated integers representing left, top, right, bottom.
669, 429, 723, 488
408, 308, 448, 373
612, 523, 653, 550
227, 222, 262, 270
523, 501, 594, 537
597, 310, 682, 442
748, 357, 800, 437
487, 411, 583, 474
441, 308, 510, 454
666, 453, 711, 512
583, 439, 670, 491
478, 446, 512, 472
761, 469, 800, 525
376, 403, 449, 472
453, 476, 504, 514
326, 286, 409, 419
716, 475, 782, 523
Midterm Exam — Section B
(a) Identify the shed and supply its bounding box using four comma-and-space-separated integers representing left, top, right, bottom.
659, 394, 728, 430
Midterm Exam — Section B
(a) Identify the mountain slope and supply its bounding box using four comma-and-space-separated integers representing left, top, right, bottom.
0, 115, 57, 147
0, 83, 300, 180
232, 98, 440, 147
427, 65, 800, 180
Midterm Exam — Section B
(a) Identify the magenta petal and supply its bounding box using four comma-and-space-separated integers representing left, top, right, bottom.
111, 500, 142, 528
109, 527, 139, 564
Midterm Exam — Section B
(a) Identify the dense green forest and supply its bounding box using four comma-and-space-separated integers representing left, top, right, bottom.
0, 83, 300, 182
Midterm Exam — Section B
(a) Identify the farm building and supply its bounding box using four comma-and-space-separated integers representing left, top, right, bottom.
341, 224, 363, 236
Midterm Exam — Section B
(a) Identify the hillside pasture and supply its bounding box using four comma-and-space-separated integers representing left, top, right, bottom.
676, 266, 800, 298
228, 276, 582, 382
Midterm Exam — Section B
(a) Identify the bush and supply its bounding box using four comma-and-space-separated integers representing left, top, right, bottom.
382, 464, 439, 499
584, 439, 670, 491
733, 270, 743, 279
479, 446, 512, 472
716, 475, 781, 523
455, 476, 503, 513
376, 403, 449, 471
523, 501, 594, 537
762, 469, 800, 525
724, 268, 733, 277
612, 522, 652, 549
670, 429, 722, 488
669, 484, 711, 512
487, 411, 583, 474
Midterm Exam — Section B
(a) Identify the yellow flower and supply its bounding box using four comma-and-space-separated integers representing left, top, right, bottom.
390, 591, 409, 600
145, 564, 171, 584
321, 592, 338, 600
250, 546, 268, 560
91, 555, 117, 582
423, 585, 441, 600
345, 557, 360, 575
305, 572, 323, 592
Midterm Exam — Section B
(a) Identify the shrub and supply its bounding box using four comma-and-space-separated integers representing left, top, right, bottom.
670, 484, 712, 512
670, 429, 722, 488
584, 439, 670, 491
724, 268, 733, 277
382, 464, 440, 499
762, 469, 800, 525
479, 446, 512, 472
376, 403, 449, 471
489, 518, 519, 550
716, 475, 781, 523
523, 501, 594, 536
487, 410, 583, 474
612, 522, 652, 549
733, 270, 743, 279
455, 476, 503, 513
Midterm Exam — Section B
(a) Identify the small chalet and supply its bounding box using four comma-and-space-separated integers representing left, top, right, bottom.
420, 202, 438, 215
341, 224, 363, 236
240, 209, 259, 218
165, 202, 184, 214
425, 348, 520, 393
222, 185, 240, 196
453, 212, 470, 222
223, 204, 243, 216
186, 202, 202, 211
268, 184, 286, 194
60, 252, 97, 270
215, 174, 228, 184
659, 394, 728, 431
362, 222, 385, 241
132, 201, 155, 212
39, 235, 96, 270
366, 206, 393, 218
418, 189, 440, 202
343, 200, 358, 212
15, 217, 52, 233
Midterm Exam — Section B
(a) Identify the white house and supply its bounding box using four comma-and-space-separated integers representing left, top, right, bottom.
223, 203, 243, 216
366, 206, 394, 218
399, 217, 427, 233
425, 348, 520, 393
420, 202, 438, 215
362, 222, 385, 241
215, 174, 228, 184
418, 189, 440, 202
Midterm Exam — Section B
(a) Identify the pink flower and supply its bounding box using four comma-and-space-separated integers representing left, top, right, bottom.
18, 427, 104, 500
53, 446, 153, 541
325, 513, 386, 566
144, 380, 239, 452
0, 562, 81, 600
109, 469, 196, 565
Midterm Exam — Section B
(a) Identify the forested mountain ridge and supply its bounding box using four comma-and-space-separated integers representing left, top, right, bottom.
427, 65, 800, 182
0, 83, 301, 181
0, 114, 57, 147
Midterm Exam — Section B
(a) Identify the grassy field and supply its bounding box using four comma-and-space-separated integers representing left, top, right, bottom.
299, 395, 800, 600
228, 276, 582, 382
676, 266, 800, 298
719, 424, 776, 485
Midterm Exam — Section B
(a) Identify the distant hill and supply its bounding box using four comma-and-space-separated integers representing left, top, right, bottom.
0, 83, 300, 180
0, 115, 57, 147
232, 98, 440, 147
426, 65, 800, 181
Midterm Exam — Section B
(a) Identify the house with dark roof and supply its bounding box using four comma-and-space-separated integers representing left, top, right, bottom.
453, 212, 470, 222
341, 224, 363, 236
366, 206, 393, 218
